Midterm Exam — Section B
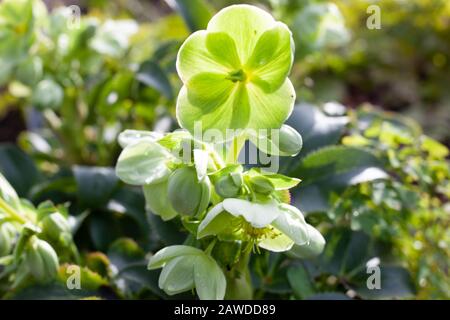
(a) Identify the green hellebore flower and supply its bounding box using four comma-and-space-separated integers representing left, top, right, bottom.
24, 236, 59, 282
148, 245, 226, 300
176, 4, 296, 140
198, 200, 316, 252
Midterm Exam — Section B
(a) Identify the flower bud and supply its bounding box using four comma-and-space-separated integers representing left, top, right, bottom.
215, 174, 241, 198
24, 236, 59, 282
0, 222, 17, 256
278, 125, 303, 156
41, 212, 71, 244
168, 167, 210, 216
248, 175, 275, 195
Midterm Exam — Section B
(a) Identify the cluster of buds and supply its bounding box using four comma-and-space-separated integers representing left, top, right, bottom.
0, 173, 77, 288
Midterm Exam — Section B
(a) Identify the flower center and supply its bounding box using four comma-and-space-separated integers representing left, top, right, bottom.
226, 69, 247, 83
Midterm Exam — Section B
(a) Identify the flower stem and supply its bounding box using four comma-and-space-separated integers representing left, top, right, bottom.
0, 197, 27, 224
224, 249, 253, 299
205, 239, 217, 255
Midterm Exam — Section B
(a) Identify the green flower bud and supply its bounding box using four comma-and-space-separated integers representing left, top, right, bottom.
168, 167, 211, 216
24, 237, 59, 282
249, 124, 302, 156
0, 222, 17, 256
249, 175, 275, 195
41, 212, 71, 244
278, 125, 303, 156
215, 174, 241, 198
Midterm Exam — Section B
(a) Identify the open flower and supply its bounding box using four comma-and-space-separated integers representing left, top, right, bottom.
148, 245, 226, 300
197, 199, 322, 252
176, 4, 295, 140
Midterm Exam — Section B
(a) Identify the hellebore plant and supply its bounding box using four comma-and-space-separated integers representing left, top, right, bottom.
0, 173, 79, 290
115, 5, 325, 300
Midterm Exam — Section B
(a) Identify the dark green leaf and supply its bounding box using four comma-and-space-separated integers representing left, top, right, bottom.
0, 143, 40, 197
73, 166, 118, 208
356, 266, 416, 299
136, 60, 173, 100
287, 264, 316, 299
290, 146, 388, 213
280, 103, 348, 173
171, 0, 213, 32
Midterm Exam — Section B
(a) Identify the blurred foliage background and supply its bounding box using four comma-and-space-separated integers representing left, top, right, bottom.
0, 0, 449, 299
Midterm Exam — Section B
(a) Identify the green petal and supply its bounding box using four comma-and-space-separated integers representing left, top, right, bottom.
222, 198, 280, 228
205, 32, 241, 70
207, 4, 278, 63
115, 140, 173, 186
246, 79, 295, 132
186, 72, 234, 116
197, 203, 235, 239
148, 245, 203, 270
159, 256, 195, 296
177, 83, 250, 141
176, 30, 230, 82
143, 181, 178, 221
288, 224, 326, 258
194, 255, 226, 300
258, 227, 294, 252
272, 204, 309, 246
246, 23, 294, 92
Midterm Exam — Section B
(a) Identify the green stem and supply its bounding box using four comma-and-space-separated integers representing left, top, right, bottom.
226, 134, 247, 164
225, 248, 253, 299
0, 197, 27, 224
205, 239, 217, 255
